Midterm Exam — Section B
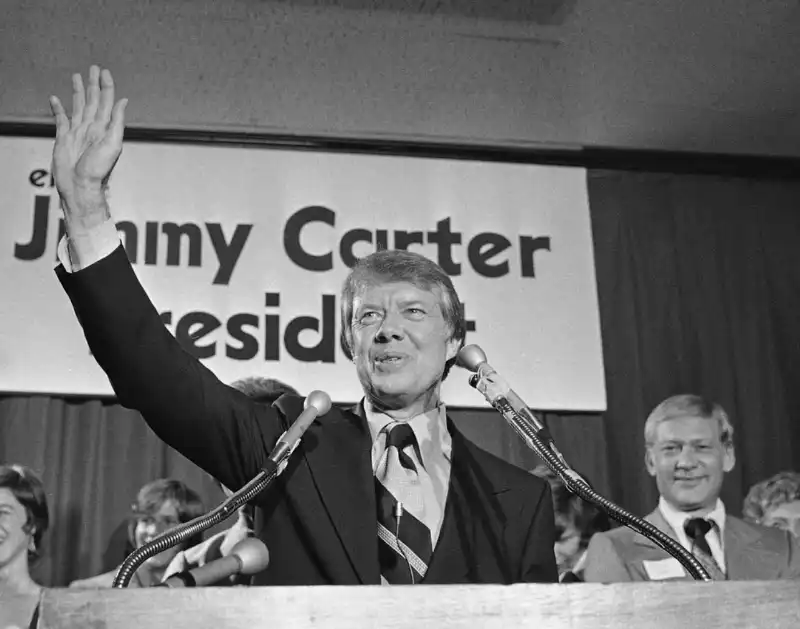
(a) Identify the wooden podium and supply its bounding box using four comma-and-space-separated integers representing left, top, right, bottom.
12, 582, 800, 628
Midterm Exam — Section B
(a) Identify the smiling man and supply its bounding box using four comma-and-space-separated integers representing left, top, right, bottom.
48, 66, 557, 585
583, 394, 800, 581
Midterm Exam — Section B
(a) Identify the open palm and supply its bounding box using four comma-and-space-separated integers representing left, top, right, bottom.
50, 66, 128, 205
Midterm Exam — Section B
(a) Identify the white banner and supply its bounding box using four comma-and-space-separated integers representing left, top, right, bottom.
0, 136, 605, 410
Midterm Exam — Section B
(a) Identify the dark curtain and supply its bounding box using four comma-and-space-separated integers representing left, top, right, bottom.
0, 396, 224, 587
588, 170, 800, 518
3, 168, 800, 586
0, 395, 610, 586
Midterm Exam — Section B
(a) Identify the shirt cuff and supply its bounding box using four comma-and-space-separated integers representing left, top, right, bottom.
57, 218, 121, 272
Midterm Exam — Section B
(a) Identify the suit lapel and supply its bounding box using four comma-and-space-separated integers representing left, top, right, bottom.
424, 420, 510, 583
300, 402, 380, 584
635, 508, 728, 580
724, 516, 778, 580
423, 424, 471, 583
633, 508, 679, 549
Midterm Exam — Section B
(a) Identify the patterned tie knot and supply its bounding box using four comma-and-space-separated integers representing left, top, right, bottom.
684, 517, 713, 542
386, 422, 416, 451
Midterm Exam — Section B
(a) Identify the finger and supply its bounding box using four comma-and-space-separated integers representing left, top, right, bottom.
71, 73, 85, 127
107, 98, 128, 145
96, 68, 115, 124
83, 65, 101, 122
49, 96, 70, 138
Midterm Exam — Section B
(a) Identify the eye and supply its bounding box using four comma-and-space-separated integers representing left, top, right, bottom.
357, 311, 381, 325
406, 307, 426, 319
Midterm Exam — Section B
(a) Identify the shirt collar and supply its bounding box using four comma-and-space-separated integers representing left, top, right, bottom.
363, 398, 452, 467
659, 495, 727, 536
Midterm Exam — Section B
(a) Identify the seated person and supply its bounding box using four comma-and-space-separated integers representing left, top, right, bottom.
0, 464, 50, 629
164, 376, 299, 585
583, 394, 800, 581
530, 464, 611, 581
69, 478, 204, 588
743, 471, 800, 537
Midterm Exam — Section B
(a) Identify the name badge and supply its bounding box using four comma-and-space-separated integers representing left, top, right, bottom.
643, 558, 686, 580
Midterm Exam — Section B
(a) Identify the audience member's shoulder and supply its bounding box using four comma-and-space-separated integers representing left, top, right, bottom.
592, 524, 635, 545
729, 515, 796, 552
68, 570, 117, 589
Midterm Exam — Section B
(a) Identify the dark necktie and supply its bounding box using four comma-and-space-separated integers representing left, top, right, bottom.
684, 517, 724, 578
375, 422, 432, 584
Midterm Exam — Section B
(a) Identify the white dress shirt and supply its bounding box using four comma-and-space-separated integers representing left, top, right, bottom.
658, 496, 727, 572
365, 400, 452, 548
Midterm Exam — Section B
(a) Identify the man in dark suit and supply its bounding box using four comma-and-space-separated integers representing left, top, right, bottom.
47, 66, 557, 586
583, 394, 800, 582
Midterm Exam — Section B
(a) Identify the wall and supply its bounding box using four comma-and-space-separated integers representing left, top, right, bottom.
3, 0, 800, 156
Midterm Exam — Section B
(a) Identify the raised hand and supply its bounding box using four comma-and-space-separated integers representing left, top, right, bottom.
49, 66, 127, 225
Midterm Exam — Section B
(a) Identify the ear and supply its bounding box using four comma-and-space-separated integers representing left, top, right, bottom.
645, 448, 657, 477
445, 337, 460, 362
722, 444, 735, 473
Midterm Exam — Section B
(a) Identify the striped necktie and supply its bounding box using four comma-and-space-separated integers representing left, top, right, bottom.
375, 421, 432, 584
684, 517, 725, 579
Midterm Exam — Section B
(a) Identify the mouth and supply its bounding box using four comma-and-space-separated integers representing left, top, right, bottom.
373, 352, 407, 366
674, 477, 706, 486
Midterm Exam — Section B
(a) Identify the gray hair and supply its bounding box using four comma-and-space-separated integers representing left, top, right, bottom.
339, 249, 466, 380
644, 394, 734, 447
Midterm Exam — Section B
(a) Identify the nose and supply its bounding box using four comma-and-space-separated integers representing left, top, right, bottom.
675, 445, 699, 468
375, 311, 405, 343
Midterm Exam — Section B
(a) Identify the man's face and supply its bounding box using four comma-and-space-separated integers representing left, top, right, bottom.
645, 415, 734, 512
761, 500, 800, 537
0, 487, 32, 569
350, 281, 459, 413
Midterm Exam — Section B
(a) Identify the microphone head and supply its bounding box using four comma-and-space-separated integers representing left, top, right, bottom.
304, 390, 332, 416
230, 538, 270, 575
457, 344, 487, 373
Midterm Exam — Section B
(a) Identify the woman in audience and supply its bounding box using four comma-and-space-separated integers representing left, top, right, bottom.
69, 478, 204, 588
530, 464, 611, 581
0, 464, 50, 629
743, 471, 800, 537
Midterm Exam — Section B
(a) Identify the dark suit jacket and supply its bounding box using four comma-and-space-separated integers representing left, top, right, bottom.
57, 246, 557, 585
582, 507, 800, 582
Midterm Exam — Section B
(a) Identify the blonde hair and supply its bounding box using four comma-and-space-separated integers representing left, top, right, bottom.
644, 394, 734, 447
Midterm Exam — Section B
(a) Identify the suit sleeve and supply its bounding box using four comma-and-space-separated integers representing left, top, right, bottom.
581, 531, 634, 582
520, 482, 559, 583
56, 245, 286, 492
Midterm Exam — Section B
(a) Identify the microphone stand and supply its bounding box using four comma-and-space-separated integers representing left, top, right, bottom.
113, 390, 331, 588
112, 460, 280, 588
468, 375, 712, 582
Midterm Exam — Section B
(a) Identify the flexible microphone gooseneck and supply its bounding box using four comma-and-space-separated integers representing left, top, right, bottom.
457, 345, 711, 582
112, 391, 332, 588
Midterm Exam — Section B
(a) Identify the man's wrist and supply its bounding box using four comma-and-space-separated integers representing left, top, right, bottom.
60, 184, 111, 233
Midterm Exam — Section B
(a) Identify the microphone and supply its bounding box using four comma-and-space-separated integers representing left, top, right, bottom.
457, 344, 555, 447
267, 390, 332, 473
457, 344, 713, 582
159, 538, 270, 587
